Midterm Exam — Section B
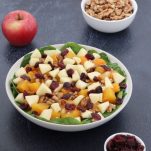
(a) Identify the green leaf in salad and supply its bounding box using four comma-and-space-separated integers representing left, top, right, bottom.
88, 49, 98, 54
100, 52, 111, 64
81, 118, 92, 124
102, 105, 120, 118
108, 63, 126, 76
20, 45, 56, 67
20, 53, 32, 67
61, 42, 83, 54
10, 80, 19, 98
38, 45, 56, 54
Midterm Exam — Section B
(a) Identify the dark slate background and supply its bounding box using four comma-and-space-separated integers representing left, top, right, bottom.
0, 0, 150, 150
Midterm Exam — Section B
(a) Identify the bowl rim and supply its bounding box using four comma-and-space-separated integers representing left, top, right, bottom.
104, 132, 146, 151
81, 0, 138, 23
5, 44, 133, 128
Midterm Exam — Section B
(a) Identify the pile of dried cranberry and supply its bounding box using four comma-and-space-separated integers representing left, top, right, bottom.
106, 134, 144, 151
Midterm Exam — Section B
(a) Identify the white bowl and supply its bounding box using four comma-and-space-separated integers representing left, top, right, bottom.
104, 132, 146, 151
5, 44, 132, 132
81, 0, 138, 33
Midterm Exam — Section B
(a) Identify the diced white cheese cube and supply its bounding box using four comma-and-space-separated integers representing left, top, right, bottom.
72, 70, 80, 81
63, 58, 75, 65
15, 93, 24, 103
88, 82, 101, 91
77, 48, 87, 57
76, 80, 88, 89
29, 58, 39, 66
54, 84, 63, 92
39, 64, 52, 74
60, 77, 72, 83
98, 102, 110, 113
93, 53, 100, 59
15, 67, 27, 77
73, 95, 84, 105
105, 77, 113, 88
36, 83, 52, 96
44, 50, 60, 56
84, 61, 95, 70
44, 55, 53, 64
73, 57, 81, 64
49, 68, 59, 78
58, 69, 68, 78
89, 93, 102, 103
81, 110, 92, 119
51, 103, 61, 112
88, 71, 100, 81
25, 95, 39, 107
76, 65, 87, 74
40, 109, 52, 120
13, 77, 23, 84
66, 64, 77, 70
112, 72, 125, 84
103, 71, 111, 78
45, 80, 52, 87
31, 49, 41, 58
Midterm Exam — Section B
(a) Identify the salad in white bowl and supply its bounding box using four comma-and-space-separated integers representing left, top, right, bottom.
6, 42, 132, 131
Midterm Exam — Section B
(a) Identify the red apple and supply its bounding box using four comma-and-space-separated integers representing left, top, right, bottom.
1, 10, 38, 46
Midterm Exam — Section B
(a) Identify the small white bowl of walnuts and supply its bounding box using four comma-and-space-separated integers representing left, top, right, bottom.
81, 0, 138, 33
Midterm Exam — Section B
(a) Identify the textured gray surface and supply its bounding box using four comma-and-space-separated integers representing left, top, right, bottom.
0, 0, 150, 150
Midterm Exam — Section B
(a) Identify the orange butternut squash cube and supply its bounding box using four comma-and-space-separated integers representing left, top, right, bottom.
113, 83, 120, 93
31, 103, 49, 114
51, 111, 61, 119
93, 58, 106, 66
17, 80, 30, 93
61, 109, 80, 118
66, 51, 76, 58
103, 88, 116, 104
79, 89, 88, 96
95, 66, 105, 74
29, 82, 40, 93
79, 56, 87, 64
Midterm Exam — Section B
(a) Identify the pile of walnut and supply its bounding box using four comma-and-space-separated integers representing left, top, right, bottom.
85, 0, 133, 20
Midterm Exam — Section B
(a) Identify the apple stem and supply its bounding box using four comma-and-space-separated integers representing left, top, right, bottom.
17, 14, 23, 20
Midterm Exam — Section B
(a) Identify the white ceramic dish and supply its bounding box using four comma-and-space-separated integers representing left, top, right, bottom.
81, 0, 138, 33
104, 132, 146, 151
6, 44, 132, 132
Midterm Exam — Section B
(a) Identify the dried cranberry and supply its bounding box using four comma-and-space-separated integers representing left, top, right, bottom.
91, 113, 101, 121
34, 62, 40, 68
119, 83, 127, 89
67, 69, 74, 77
35, 73, 44, 79
116, 98, 123, 105
113, 135, 126, 145
63, 82, 71, 89
80, 73, 89, 82
50, 81, 59, 90
95, 86, 102, 93
101, 65, 111, 71
23, 91, 29, 98
85, 53, 94, 60
32, 111, 39, 115
45, 93, 53, 98
70, 87, 80, 92
86, 100, 93, 109
87, 67, 95, 73
58, 61, 65, 69
88, 89, 96, 94
61, 49, 69, 57
62, 94, 72, 100
65, 103, 76, 111
126, 135, 137, 147
25, 67, 32, 73
20, 75, 31, 81
42, 54, 47, 58
77, 105, 86, 112
93, 76, 99, 82
20, 103, 29, 111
